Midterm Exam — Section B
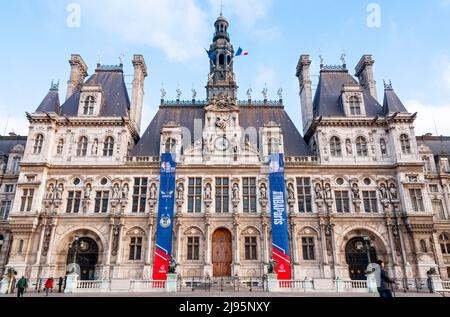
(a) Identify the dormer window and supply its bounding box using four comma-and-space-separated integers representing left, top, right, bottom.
330, 137, 342, 157
349, 96, 362, 115
267, 137, 280, 155
76, 137, 88, 157
83, 96, 96, 115
356, 136, 368, 157
33, 134, 44, 154
400, 134, 411, 154
165, 138, 177, 154
103, 137, 115, 157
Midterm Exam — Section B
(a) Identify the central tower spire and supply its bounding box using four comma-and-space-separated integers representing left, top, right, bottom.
206, 15, 238, 100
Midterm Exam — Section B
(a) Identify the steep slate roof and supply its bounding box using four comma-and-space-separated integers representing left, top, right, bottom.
132, 104, 312, 157
313, 69, 384, 117
59, 67, 130, 117
416, 136, 450, 156
382, 88, 409, 115
0, 136, 27, 157
36, 89, 61, 113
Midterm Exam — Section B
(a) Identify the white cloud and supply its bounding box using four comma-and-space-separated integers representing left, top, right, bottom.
208, 0, 273, 28
79, 0, 210, 62
405, 100, 450, 136
77, 0, 273, 62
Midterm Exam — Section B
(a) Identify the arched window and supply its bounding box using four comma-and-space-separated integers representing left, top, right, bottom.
165, 138, 176, 154
267, 138, 279, 155
400, 134, 411, 154
83, 96, 96, 115
33, 134, 44, 154
103, 137, 115, 157
56, 139, 64, 155
349, 96, 362, 115
219, 54, 225, 66
76, 136, 88, 157
380, 139, 388, 156
330, 137, 342, 157
420, 239, 427, 253
439, 233, 450, 254
356, 136, 368, 157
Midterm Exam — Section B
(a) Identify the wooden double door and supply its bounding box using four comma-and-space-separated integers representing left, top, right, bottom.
212, 229, 232, 277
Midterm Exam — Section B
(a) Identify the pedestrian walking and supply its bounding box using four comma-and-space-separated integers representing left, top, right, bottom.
58, 277, 64, 293
376, 260, 396, 298
44, 277, 53, 297
16, 276, 28, 298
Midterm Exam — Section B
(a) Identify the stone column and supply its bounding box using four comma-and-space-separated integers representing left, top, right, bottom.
319, 223, 329, 265
145, 222, 154, 265
114, 221, 125, 265
106, 218, 115, 266
233, 220, 240, 270
290, 222, 298, 264
262, 218, 269, 264
175, 220, 182, 263
385, 220, 399, 266
441, 183, 450, 219
205, 221, 211, 265
431, 232, 446, 278
34, 221, 48, 266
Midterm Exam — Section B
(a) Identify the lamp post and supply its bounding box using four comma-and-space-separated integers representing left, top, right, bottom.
363, 236, 373, 264
71, 236, 80, 267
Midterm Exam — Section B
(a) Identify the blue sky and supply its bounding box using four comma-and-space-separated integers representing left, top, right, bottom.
1, 0, 450, 136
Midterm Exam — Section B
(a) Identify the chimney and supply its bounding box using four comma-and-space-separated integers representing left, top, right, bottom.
66, 54, 88, 101
296, 55, 313, 134
355, 55, 378, 101
130, 55, 148, 135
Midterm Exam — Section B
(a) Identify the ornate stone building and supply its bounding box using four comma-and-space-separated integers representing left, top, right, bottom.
0, 133, 26, 276
3, 15, 450, 283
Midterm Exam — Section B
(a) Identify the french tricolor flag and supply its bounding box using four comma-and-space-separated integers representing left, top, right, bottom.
235, 47, 249, 57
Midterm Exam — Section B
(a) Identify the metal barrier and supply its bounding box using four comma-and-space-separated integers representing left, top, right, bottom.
177, 276, 266, 293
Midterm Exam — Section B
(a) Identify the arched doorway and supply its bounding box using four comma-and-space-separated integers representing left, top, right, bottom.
345, 237, 377, 280
212, 229, 232, 277
66, 237, 99, 280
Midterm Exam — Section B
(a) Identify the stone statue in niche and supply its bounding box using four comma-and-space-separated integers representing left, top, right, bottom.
177, 183, 184, 200
260, 183, 268, 200
121, 184, 129, 200
111, 225, 120, 256
379, 183, 389, 200
54, 184, 64, 201
204, 183, 212, 200
150, 184, 158, 200
232, 183, 240, 200
389, 184, 398, 200
346, 139, 353, 155
324, 183, 332, 200
83, 184, 92, 199
45, 184, 55, 200
351, 183, 360, 200
112, 184, 120, 200
315, 184, 324, 200
287, 183, 295, 200
92, 140, 98, 156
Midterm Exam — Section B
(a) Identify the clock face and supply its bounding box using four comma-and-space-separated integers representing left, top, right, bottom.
215, 137, 230, 151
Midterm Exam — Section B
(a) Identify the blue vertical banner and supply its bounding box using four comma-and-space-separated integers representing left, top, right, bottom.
152, 153, 177, 281
268, 153, 292, 280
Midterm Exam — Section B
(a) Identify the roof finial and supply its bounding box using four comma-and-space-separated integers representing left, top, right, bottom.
384, 80, 393, 90
319, 54, 324, 69
119, 52, 125, 66
50, 80, 59, 91
220, 0, 224, 16
340, 52, 346, 68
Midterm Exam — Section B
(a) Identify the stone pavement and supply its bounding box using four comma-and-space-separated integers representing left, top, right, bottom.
0, 291, 444, 297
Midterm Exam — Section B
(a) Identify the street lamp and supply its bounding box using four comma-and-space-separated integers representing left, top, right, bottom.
363, 236, 374, 264
71, 236, 80, 265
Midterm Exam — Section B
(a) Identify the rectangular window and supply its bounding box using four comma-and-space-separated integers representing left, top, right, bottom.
66, 191, 82, 213
215, 178, 229, 213
20, 189, 34, 212
432, 200, 446, 220
12, 157, 20, 173
244, 236, 258, 260
129, 237, 143, 261
302, 237, 315, 260
18, 240, 24, 253
188, 178, 202, 213
335, 191, 350, 213
409, 189, 425, 212
429, 185, 439, 193
132, 178, 148, 213
4, 184, 14, 193
187, 237, 200, 261
243, 178, 257, 213
296, 178, 312, 213
0, 200, 12, 220
94, 191, 110, 213
363, 191, 378, 213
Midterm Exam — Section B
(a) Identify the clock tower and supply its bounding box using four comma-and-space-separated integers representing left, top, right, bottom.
206, 14, 238, 100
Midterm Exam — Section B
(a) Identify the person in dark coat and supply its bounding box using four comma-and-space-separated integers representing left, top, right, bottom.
376, 260, 396, 298
58, 277, 64, 293
16, 276, 28, 297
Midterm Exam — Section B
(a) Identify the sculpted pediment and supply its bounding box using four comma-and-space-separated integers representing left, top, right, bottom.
205, 93, 239, 112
